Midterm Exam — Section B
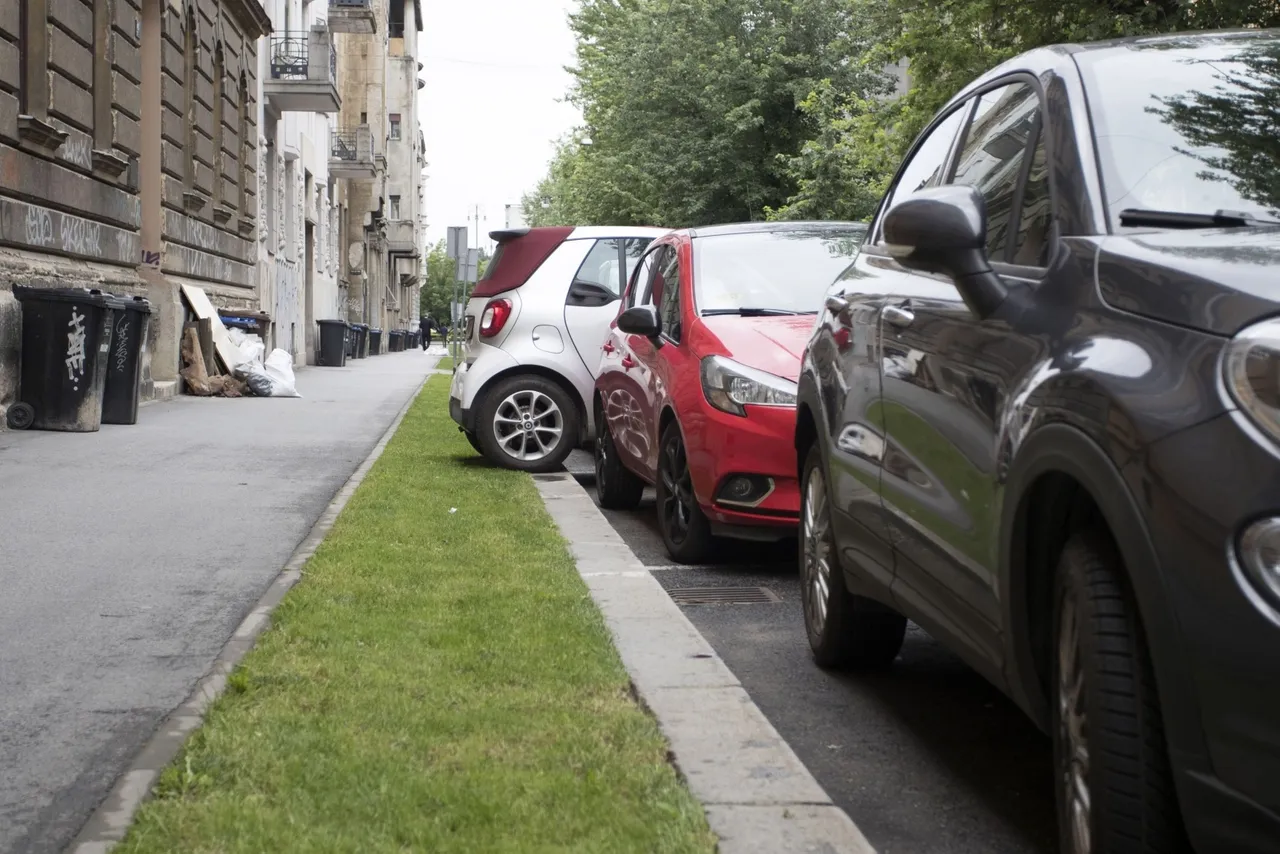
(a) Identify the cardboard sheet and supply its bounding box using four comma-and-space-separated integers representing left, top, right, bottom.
179, 284, 245, 374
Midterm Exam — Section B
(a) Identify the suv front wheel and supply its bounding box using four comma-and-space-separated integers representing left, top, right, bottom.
800, 444, 906, 669
1053, 531, 1188, 854
476, 375, 579, 473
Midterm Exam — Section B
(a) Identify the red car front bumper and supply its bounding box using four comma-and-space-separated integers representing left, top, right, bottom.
680, 402, 799, 534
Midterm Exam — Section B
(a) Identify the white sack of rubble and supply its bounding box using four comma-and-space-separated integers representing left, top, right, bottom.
238, 348, 302, 398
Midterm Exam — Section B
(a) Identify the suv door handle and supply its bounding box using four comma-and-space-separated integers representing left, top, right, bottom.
621, 355, 637, 369
884, 305, 915, 329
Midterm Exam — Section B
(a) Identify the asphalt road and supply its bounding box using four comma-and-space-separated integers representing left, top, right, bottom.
0, 353, 436, 854
565, 450, 1056, 854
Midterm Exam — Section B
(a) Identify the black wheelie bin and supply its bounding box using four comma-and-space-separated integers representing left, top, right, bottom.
8, 286, 114, 432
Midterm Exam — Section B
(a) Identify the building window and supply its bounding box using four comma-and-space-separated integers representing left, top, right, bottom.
389, 113, 401, 140
285, 158, 297, 255
238, 73, 250, 214
184, 4, 199, 190
93, 0, 114, 150
212, 44, 225, 206
389, 194, 401, 219
264, 121, 277, 249
19, 0, 50, 118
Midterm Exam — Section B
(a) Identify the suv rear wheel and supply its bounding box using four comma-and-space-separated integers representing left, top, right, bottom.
476, 375, 578, 473
800, 444, 906, 669
1053, 531, 1188, 854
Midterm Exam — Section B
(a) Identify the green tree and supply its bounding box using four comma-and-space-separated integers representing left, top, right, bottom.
420, 241, 490, 323
527, 0, 1280, 226
525, 0, 882, 229
420, 239, 456, 321
772, 0, 1280, 220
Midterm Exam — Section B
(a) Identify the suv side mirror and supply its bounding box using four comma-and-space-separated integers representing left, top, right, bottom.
882, 185, 1008, 318
617, 304, 662, 339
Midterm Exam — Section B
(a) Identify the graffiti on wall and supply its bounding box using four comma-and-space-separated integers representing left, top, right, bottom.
3, 199, 140, 262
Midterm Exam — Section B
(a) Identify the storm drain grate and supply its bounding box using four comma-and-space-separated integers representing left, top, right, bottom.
668, 586, 781, 605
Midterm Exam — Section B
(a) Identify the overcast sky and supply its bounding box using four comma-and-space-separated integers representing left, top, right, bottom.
418, 0, 581, 252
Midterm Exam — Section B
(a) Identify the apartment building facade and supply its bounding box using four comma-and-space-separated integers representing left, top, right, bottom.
259, 0, 342, 365
0, 0, 269, 416
1, 0, 426, 420
331, 0, 422, 338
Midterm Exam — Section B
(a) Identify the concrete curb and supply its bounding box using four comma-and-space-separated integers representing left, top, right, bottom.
532, 473, 875, 854
65, 367, 436, 854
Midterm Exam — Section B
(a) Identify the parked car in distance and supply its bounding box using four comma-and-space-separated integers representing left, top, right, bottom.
796, 30, 1280, 854
449, 225, 667, 472
595, 221, 866, 563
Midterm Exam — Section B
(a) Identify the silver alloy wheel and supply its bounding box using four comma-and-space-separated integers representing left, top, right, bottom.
802, 466, 832, 636
1059, 593, 1091, 854
492, 389, 564, 463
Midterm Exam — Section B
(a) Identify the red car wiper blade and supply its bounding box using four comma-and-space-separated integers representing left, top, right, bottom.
701, 307, 804, 317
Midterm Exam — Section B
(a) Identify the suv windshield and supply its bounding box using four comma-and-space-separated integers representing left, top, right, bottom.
1077, 35, 1280, 227
693, 227, 866, 315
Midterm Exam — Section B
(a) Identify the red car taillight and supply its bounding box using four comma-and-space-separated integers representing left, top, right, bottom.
478, 298, 512, 338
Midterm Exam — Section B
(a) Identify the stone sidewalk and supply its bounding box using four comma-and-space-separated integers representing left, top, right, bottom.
0, 352, 436, 854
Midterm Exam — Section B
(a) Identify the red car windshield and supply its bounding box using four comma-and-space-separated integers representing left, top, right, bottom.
693, 227, 866, 315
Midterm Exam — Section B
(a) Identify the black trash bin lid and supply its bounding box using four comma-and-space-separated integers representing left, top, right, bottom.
112, 294, 152, 314
13, 285, 113, 306
317, 318, 348, 327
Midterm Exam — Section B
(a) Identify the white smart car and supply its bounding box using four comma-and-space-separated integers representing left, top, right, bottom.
449, 225, 668, 472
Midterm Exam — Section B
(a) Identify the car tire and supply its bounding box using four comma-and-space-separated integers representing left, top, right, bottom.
464, 431, 482, 454
656, 421, 713, 564
799, 444, 906, 669
475, 375, 578, 474
1053, 530, 1188, 854
595, 406, 644, 510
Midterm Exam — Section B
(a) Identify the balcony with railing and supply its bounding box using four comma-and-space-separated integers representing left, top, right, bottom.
386, 220, 418, 257
265, 25, 341, 115
329, 0, 377, 34
329, 125, 377, 179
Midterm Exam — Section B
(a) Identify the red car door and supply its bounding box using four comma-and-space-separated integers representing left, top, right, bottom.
600, 245, 663, 477
627, 242, 683, 478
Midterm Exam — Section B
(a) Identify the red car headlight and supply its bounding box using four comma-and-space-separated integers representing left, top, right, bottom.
700, 355, 797, 417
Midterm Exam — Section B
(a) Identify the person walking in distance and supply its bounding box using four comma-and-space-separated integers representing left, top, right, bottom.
419, 314, 433, 351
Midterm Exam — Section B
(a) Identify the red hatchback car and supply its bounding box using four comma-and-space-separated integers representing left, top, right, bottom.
593, 222, 866, 562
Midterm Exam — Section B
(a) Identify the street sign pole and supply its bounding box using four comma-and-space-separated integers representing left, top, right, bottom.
446, 226, 468, 365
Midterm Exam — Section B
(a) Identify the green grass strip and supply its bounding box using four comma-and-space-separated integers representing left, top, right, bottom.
435, 354, 454, 372
119, 378, 716, 854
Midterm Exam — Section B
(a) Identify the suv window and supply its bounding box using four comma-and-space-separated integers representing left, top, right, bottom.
951, 83, 1042, 262
1012, 131, 1050, 266
875, 106, 968, 242
575, 239, 626, 295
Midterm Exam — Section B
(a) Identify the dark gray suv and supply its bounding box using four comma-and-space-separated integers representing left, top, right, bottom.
795, 31, 1280, 854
